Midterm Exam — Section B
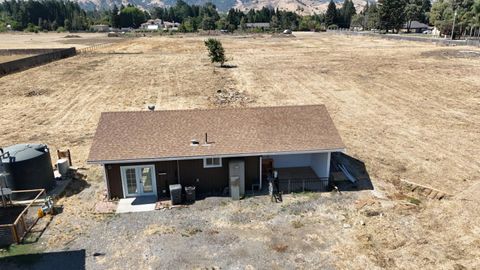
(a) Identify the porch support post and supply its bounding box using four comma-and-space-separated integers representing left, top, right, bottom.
326, 152, 332, 178
176, 160, 181, 185
259, 156, 262, 190
103, 164, 111, 199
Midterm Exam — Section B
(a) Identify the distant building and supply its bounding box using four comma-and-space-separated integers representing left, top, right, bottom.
402, 21, 430, 33
163, 21, 180, 30
92, 24, 110, 32
140, 19, 180, 31
244, 22, 270, 29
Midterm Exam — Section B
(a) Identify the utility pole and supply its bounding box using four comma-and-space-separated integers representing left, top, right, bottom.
451, 10, 457, 40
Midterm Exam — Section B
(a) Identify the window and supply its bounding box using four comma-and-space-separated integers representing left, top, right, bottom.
203, 157, 222, 168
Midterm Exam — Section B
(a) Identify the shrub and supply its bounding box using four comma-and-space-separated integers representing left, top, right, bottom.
291, 220, 304, 229
204, 38, 227, 66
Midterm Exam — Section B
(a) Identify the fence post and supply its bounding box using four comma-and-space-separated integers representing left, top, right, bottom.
21, 216, 27, 233
288, 179, 291, 194
302, 180, 305, 192
11, 225, 19, 243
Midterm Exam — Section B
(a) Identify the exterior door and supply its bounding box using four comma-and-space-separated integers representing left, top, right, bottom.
121, 165, 157, 197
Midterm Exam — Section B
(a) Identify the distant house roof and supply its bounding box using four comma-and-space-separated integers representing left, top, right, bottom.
404, 21, 430, 29
87, 105, 345, 164
245, 22, 270, 28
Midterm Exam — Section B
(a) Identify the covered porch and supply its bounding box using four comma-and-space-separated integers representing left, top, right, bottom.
262, 152, 332, 193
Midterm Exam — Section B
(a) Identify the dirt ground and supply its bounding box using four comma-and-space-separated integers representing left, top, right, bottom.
0, 32, 479, 269
0, 32, 122, 49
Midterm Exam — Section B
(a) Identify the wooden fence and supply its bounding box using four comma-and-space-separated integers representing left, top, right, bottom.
77, 43, 117, 54
0, 189, 46, 246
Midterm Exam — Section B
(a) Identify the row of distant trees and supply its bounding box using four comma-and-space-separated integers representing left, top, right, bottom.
0, 0, 88, 32
350, 0, 480, 37
429, 0, 480, 37
1, 0, 479, 37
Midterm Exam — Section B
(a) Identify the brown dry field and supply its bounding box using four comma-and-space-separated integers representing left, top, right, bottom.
0, 32, 119, 49
0, 32, 479, 269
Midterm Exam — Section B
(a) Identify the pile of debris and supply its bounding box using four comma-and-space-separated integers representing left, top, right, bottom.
211, 88, 252, 106
24, 89, 48, 97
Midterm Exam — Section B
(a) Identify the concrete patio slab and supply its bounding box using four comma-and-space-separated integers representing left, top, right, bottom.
116, 196, 157, 214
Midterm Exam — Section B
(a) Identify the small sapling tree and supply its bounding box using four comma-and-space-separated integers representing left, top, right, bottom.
204, 38, 227, 67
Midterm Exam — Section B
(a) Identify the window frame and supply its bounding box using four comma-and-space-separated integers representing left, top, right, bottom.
203, 157, 222, 168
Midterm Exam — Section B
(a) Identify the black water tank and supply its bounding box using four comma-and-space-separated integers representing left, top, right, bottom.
1, 144, 55, 191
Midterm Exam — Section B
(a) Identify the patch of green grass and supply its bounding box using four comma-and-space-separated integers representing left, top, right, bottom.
0, 243, 43, 259
407, 196, 421, 205
181, 228, 202, 237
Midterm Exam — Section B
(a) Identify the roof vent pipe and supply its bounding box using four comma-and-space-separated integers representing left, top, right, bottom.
147, 104, 155, 111
190, 139, 199, 146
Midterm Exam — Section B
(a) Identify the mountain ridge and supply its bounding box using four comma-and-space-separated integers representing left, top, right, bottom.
76, 0, 368, 14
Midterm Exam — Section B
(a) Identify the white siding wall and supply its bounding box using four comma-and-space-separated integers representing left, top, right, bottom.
310, 152, 330, 178
269, 154, 312, 168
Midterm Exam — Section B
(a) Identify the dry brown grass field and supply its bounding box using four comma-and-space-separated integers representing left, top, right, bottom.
0, 32, 479, 269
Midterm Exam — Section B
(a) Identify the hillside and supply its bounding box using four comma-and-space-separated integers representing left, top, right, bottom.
76, 0, 367, 14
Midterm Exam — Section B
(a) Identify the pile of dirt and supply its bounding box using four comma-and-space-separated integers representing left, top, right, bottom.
24, 89, 49, 97
271, 33, 296, 38
211, 88, 252, 106
64, 35, 81, 38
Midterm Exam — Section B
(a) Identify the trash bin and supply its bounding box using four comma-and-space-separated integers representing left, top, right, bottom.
185, 186, 196, 203
169, 184, 182, 205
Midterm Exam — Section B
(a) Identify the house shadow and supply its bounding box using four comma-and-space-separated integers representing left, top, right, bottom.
131, 195, 157, 205
61, 171, 91, 198
330, 152, 374, 192
220, 64, 237, 69
0, 249, 86, 270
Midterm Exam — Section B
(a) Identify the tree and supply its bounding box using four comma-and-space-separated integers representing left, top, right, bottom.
204, 38, 226, 66
110, 5, 120, 28
420, 0, 432, 23
378, 0, 407, 32
239, 17, 247, 30
201, 16, 216, 30
215, 17, 228, 30
325, 0, 337, 26
405, 0, 423, 32
64, 19, 71, 30
270, 15, 279, 29
366, 3, 381, 30
119, 6, 145, 28
340, 0, 357, 28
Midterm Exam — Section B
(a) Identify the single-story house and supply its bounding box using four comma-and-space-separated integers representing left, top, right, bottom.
140, 19, 162, 30
140, 19, 180, 31
163, 21, 180, 30
87, 105, 345, 199
92, 24, 110, 32
402, 21, 431, 33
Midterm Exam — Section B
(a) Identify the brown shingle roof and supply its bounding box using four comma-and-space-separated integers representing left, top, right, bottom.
87, 105, 345, 163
